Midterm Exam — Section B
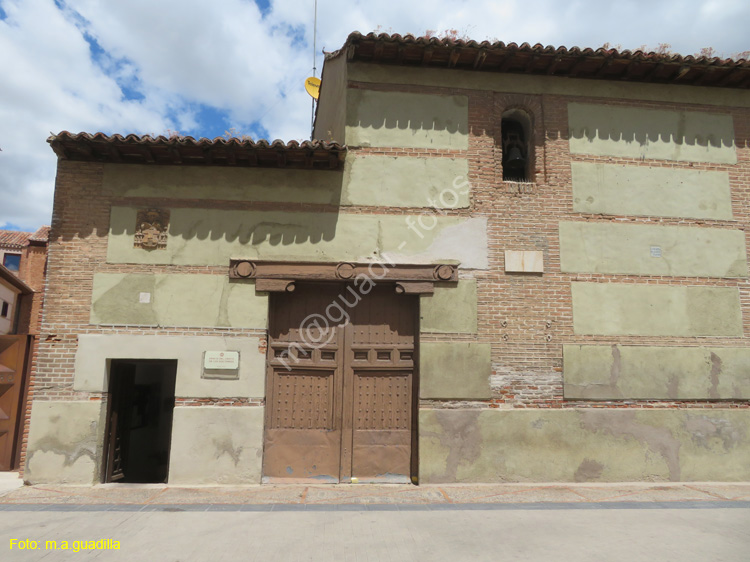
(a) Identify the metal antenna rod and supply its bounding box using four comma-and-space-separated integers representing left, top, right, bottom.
310, 0, 318, 138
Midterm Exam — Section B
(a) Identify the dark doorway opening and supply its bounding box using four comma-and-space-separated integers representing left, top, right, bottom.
104, 360, 177, 483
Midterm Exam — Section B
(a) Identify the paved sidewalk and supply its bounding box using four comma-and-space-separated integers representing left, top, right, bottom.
2, 477, 748, 561
0, 476, 749, 508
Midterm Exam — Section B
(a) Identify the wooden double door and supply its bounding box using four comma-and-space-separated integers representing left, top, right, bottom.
263, 283, 417, 483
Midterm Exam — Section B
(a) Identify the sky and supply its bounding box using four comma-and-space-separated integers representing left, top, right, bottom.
1, 0, 749, 231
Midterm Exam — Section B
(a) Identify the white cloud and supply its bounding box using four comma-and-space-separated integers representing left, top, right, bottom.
1, 0, 748, 230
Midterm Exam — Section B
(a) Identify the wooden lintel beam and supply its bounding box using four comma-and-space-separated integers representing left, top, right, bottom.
594, 58, 614, 78
524, 55, 539, 73
644, 62, 664, 82
674, 65, 692, 81
50, 143, 69, 160
373, 40, 385, 61
142, 146, 155, 163
329, 153, 338, 169
715, 69, 741, 87
226, 150, 236, 165
568, 57, 590, 77
76, 142, 94, 158
545, 56, 563, 75
396, 44, 405, 64
448, 49, 461, 68
247, 151, 258, 166
623, 61, 642, 79
168, 147, 182, 164
422, 46, 434, 66
498, 54, 517, 73
277, 151, 287, 168
473, 49, 487, 70
108, 145, 122, 163
691, 67, 715, 86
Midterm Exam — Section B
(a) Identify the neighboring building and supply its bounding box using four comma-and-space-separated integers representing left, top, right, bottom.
23, 32, 750, 485
0, 225, 48, 471
0, 227, 50, 335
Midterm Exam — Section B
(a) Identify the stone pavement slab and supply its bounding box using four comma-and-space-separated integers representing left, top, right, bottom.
1, 480, 750, 507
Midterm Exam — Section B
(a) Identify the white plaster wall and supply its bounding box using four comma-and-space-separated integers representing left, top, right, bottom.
168, 406, 264, 484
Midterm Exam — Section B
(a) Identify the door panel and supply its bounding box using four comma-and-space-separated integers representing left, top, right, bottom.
263, 285, 344, 482
351, 371, 412, 482
0, 336, 29, 471
263, 283, 416, 483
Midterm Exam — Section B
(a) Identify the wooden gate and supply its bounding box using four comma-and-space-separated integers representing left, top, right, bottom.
263, 283, 417, 483
0, 335, 30, 471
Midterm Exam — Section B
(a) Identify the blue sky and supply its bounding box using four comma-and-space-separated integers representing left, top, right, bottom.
1, 0, 749, 230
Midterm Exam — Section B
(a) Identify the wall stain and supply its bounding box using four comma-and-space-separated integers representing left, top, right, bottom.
609, 344, 621, 389
422, 410, 482, 483
26, 435, 96, 469
212, 435, 243, 466
708, 352, 722, 399
666, 374, 680, 399
684, 415, 745, 452
574, 458, 604, 482
580, 410, 681, 481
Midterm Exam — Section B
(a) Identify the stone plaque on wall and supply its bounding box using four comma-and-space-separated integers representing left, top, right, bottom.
134, 209, 169, 250
202, 351, 240, 380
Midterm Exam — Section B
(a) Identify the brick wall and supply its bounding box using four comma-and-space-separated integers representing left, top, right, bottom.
29, 83, 750, 446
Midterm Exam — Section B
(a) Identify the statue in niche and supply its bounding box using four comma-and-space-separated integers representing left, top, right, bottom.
134, 209, 169, 250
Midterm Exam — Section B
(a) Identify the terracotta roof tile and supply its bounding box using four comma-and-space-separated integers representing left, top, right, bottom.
0, 230, 32, 249
328, 31, 750, 88
48, 132, 347, 168
29, 226, 50, 244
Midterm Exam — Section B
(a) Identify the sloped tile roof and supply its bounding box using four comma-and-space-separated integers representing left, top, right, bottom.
29, 226, 50, 244
329, 31, 750, 89
0, 230, 32, 249
48, 132, 347, 169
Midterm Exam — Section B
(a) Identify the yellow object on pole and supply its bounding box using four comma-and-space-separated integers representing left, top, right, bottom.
305, 76, 321, 100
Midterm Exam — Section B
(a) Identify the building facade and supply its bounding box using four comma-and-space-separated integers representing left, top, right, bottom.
24, 33, 750, 485
0, 227, 48, 471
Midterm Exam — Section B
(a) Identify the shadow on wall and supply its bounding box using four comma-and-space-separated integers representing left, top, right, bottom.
569, 127, 734, 149
567, 107, 736, 151
110, 210, 343, 247
108, 175, 347, 248
347, 90, 469, 137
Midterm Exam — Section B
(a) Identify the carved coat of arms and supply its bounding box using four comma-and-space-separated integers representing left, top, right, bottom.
134, 209, 169, 250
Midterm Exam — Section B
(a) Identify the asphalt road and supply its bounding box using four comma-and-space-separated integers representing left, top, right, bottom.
2, 503, 749, 562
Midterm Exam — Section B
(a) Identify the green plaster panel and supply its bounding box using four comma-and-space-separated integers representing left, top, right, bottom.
420, 342, 491, 399
91, 273, 267, 328
420, 280, 478, 333
559, 222, 748, 278
346, 89, 469, 149
564, 344, 750, 399
103, 164, 343, 204
571, 162, 733, 220
571, 282, 743, 336
343, 155, 470, 208
24, 401, 107, 484
348, 62, 750, 108
107, 207, 489, 269
568, 103, 736, 164
419, 408, 750, 483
